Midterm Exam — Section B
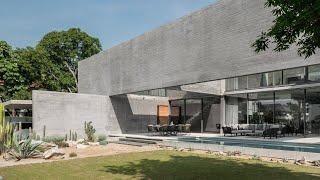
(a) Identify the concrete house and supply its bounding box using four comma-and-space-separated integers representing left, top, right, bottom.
32, 0, 320, 138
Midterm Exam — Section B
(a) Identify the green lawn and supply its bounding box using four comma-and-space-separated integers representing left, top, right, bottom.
0, 150, 320, 180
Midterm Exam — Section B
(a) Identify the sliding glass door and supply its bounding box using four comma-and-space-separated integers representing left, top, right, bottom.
274, 90, 305, 132
306, 87, 320, 136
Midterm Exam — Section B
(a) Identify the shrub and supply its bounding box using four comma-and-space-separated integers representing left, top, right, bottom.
99, 140, 108, 146
43, 136, 65, 144
43, 136, 68, 148
97, 134, 106, 142
84, 121, 96, 142
35, 145, 50, 153
69, 152, 77, 158
7, 137, 41, 161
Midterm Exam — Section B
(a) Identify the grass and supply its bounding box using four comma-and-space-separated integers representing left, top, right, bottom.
0, 150, 320, 180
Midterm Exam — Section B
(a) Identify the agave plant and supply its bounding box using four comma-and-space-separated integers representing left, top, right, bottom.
0, 104, 13, 155
7, 137, 42, 161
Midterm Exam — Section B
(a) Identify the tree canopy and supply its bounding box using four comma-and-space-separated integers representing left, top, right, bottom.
252, 0, 320, 58
0, 28, 102, 101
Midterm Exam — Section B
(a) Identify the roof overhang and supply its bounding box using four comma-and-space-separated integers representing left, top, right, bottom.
3, 100, 32, 109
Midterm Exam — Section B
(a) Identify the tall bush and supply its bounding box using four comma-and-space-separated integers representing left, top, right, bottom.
0, 104, 13, 154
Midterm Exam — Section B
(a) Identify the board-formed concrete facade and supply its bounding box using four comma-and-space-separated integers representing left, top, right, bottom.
78, 0, 319, 97
33, 0, 320, 137
33, 91, 169, 136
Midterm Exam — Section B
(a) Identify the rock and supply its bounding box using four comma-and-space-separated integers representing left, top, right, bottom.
312, 160, 320, 167
43, 147, 65, 159
297, 157, 306, 164
41, 142, 57, 148
0, 175, 3, 180
88, 142, 99, 146
77, 144, 89, 149
294, 161, 302, 165
76, 139, 86, 144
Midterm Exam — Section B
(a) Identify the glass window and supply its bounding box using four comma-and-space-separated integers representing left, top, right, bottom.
248, 92, 274, 124
226, 78, 236, 91
237, 76, 248, 90
248, 74, 262, 89
308, 65, 320, 82
283, 67, 305, 84
273, 71, 282, 86
226, 94, 248, 125
306, 87, 320, 135
275, 90, 304, 128
261, 72, 273, 87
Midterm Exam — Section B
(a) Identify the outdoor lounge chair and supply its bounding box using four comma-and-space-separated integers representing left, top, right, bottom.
183, 124, 191, 133
147, 125, 156, 136
159, 125, 168, 136
168, 125, 177, 136
222, 127, 236, 136
263, 128, 281, 139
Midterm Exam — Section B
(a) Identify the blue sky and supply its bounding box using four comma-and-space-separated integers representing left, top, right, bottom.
0, 0, 216, 50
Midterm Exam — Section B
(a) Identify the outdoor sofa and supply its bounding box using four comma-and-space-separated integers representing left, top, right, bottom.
222, 124, 290, 138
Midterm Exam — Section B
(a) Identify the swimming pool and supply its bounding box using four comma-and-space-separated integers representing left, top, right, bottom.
176, 137, 320, 153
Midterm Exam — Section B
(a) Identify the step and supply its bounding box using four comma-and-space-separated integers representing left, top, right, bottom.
112, 141, 146, 147
125, 136, 163, 142
119, 138, 157, 144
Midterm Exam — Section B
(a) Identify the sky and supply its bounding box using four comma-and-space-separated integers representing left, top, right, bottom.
0, 0, 217, 50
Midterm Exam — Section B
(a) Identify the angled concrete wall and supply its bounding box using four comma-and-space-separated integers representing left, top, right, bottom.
79, 0, 320, 96
32, 91, 169, 137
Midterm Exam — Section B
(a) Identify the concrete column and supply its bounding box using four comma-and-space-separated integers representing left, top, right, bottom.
220, 96, 226, 134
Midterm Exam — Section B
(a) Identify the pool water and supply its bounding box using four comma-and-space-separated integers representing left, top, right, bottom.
176, 137, 320, 153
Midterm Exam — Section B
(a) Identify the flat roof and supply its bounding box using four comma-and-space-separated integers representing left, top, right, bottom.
3, 100, 32, 109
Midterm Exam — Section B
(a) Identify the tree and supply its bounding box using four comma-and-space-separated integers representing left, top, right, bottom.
0, 28, 102, 100
37, 28, 102, 92
252, 0, 320, 58
0, 41, 26, 100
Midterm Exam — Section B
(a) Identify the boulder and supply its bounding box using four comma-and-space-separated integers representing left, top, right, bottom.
43, 147, 65, 159
76, 144, 89, 149
88, 142, 100, 146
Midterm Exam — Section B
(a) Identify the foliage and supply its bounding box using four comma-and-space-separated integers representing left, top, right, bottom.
0, 41, 26, 100
69, 152, 77, 158
7, 137, 41, 161
99, 140, 108, 146
252, 0, 320, 58
36, 28, 102, 92
43, 135, 69, 148
0, 104, 13, 155
0, 27, 102, 101
84, 121, 96, 142
35, 144, 50, 153
97, 134, 106, 142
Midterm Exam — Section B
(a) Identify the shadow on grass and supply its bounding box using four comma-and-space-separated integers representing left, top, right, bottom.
102, 153, 320, 180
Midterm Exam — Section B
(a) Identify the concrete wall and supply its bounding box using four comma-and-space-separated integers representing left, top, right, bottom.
32, 91, 169, 137
110, 94, 169, 133
78, 0, 320, 97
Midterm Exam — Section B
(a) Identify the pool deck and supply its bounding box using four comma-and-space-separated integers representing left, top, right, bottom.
110, 133, 320, 144
110, 133, 320, 161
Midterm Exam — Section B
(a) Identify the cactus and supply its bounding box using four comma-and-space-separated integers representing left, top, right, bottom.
74, 132, 77, 141
71, 132, 74, 141
0, 104, 14, 155
42, 125, 46, 140
65, 134, 68, 141
84, 121, 96, 142
69, 130, 72, 141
